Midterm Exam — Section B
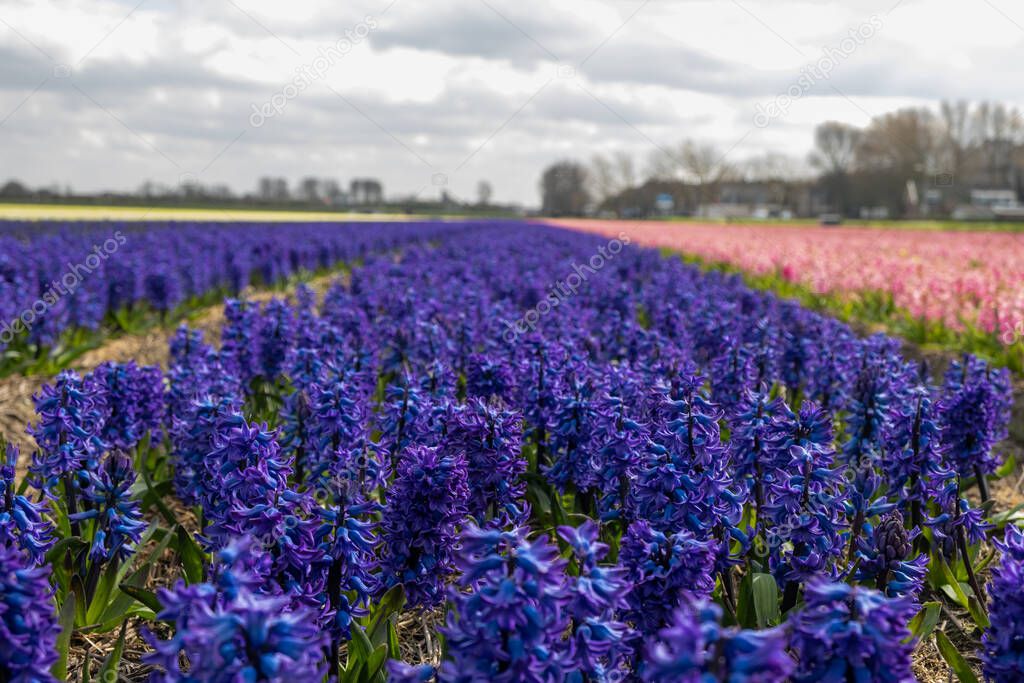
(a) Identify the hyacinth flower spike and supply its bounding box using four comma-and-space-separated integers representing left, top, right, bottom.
983, 524, 1024, 682
0, 543, 60, 682
27, 370, 107, 539
67, 453, 147, 605
1, 441, 54, 564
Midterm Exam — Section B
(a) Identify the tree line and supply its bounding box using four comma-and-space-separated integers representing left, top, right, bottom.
541, 100, 1024, 219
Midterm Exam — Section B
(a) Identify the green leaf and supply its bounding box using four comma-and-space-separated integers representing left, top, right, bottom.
340, 659, 365, 683
735, 571, 756, 629
974, 546, 1001, 574
342, 625, 375, 683
52, 591, 76, 681
994, 454, 1017, 479
71, 574, 88, 626
907, 602, 941, 641
175, 525, 206, 585
988, 505, 1024, 530
934, 553, 970, 608
80, 650, 92, 683
86, 559, 123, 625
97, 622, 128, 682
93, 606, 156, 635
751, 573, 781, 628
350, 624, 373, 660
142, 466, 179, 527
550, 489, 570, 533
45, 537, 89, 567
967, 596, 991, 630
366, 585, 406, 647
935, 630, 979, 683
525, 479, 552, 516
387, 621, 401, 660
118, 583, 163, 614
94, 525, 172, 629
364, 644, 388, 682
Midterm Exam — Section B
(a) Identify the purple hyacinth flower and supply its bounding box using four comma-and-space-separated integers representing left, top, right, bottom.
28, 369, 107, 490
440, 399, 526, 527
0, 543, 59, 682
440, 524, 569, 682
380, 445, 468, 608
983, 524, 1024, 682
88, 360, 165, 451
0, 442, 54, 564
643, 599, 793, 682
389, 661, 437, 682
145, 535, 327, 683
69, 453, 147, 565
558, 520, 632, 680
618, 520, 716, 639
789, 581, 917, 683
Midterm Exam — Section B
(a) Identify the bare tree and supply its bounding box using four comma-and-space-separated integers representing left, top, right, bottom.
808, 122, 863, 215
742, 152, 806, 182
589, 154, 619, 205
589, 152, 638, 208
970, 102, 1021, 142
322, 179, 344, 205
681, 140, 732, 186
940, 101, 971, 157
476, 180, 493, 206
856, 108, 941, 176
540, 160, 590, 216
809, 122, 861, 176
645, 147, 678, 182
298, 177, 322, 203
852, 108, 942, 215
647, 140, 731, 208
613, 151, 636, 190
936, 100, 972, 199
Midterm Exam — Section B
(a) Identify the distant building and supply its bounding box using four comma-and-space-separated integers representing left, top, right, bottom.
654, 193, 674, 215
859, 206, 891, 220
702, 181, 825, 219
970, 189, 1018, 209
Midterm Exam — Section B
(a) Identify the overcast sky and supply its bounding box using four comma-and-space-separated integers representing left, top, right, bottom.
1, 0, 1022, 206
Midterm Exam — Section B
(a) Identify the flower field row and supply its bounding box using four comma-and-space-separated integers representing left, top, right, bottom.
551, 219, 1024, 352
0, 220, 464, 375
1, 221, 1020, 682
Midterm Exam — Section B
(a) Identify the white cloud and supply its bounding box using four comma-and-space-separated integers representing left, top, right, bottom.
0, 0, 1021, 205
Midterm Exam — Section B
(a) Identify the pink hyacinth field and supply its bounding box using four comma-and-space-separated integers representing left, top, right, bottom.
554, 219, 1024, 351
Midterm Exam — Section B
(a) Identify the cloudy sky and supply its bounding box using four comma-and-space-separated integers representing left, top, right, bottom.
1, 0, 1022, 206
